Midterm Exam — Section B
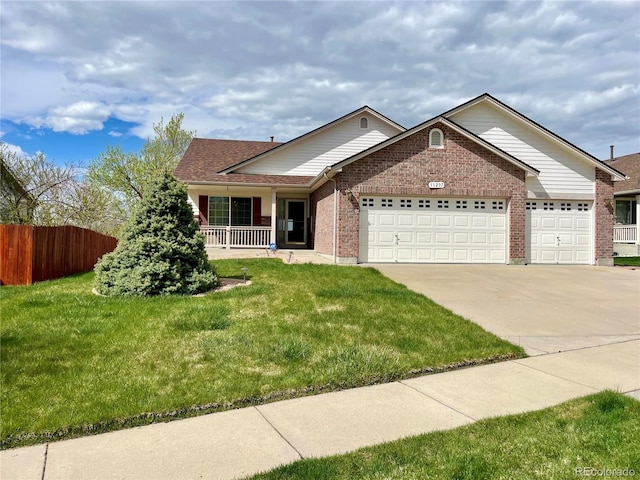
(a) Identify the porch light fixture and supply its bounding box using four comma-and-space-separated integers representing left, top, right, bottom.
346, 190, 354, 201
241, 267, 248, 283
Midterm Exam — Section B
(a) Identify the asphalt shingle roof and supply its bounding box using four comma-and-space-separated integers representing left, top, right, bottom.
175, 138, 312, 185
605, 153, 640, 194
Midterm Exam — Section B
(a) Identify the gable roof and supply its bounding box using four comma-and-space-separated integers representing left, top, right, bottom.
175, 138, 282, 182
444, 93, 626, 180
220, 106, 405, 174
605, 152, 640, 195
328, 115, 540, 176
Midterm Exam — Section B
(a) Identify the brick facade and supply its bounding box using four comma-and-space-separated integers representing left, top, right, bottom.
311, 123, 528, 263
310, 180, 335, 258
594, 168, 615, 266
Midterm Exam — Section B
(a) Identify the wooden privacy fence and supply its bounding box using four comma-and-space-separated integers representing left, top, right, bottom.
0, 225, 117, 286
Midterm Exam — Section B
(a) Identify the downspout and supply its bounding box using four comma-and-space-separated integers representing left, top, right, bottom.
324, 172, 338, 263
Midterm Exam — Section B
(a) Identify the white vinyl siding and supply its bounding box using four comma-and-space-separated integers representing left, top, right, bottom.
235, 115, 401, 176
449, 103, 595, 198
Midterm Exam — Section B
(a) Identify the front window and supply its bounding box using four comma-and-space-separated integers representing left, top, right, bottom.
209, 196, 229, 226
209, 196, 253, 226
231, 198, 252, 226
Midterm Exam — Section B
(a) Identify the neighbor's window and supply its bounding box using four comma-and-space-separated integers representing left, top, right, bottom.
360, 117, 369, 129
429, 128, 444, 148
616, 200, 637, 225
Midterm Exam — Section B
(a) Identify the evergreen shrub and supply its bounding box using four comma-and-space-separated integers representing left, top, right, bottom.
94, 173, 218, 296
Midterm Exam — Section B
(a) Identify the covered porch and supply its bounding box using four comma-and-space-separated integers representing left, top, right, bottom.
188, 185, 312, 250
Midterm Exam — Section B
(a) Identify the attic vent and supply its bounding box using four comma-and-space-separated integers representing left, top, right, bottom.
360, 117, 368, 129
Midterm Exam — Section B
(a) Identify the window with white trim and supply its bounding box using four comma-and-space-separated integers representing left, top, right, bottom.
429, 128, 444, 148
208, 196, 252, 226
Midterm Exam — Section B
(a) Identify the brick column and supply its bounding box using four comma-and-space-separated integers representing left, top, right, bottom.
594, 168, 614, 266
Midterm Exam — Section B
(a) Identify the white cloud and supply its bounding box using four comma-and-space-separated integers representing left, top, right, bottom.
26, 101, 112, 134
0, 0, 638, 157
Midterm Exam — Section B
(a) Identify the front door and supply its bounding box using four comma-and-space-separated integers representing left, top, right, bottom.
286, 200, 306, 244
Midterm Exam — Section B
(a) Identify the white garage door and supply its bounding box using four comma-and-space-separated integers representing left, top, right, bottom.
359, 197, 507, 263
525, 201, 592, 264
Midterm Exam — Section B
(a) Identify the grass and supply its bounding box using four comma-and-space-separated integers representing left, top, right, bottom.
614, 256, 640, 267
248, 391, 640, 480
0, 259, 523, 449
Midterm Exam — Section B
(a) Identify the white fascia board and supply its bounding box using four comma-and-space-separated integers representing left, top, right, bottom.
185, 180, 310, 189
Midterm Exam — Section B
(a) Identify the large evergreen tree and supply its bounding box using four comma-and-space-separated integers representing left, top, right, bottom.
94, 173, 217, 296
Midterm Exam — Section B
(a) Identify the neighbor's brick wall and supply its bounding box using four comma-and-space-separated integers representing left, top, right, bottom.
594, 168, 615, 265
322, 123, 528, 262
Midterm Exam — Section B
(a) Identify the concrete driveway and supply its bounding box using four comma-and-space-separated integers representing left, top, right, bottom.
373, 264, 640, 355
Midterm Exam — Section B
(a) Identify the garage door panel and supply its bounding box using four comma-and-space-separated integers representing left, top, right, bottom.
490, 233, 505, 245
415, 249, 432, 261
378, 231, 395, 244
379, 214, 396, 226
416, 232, 432, 243
453, 216, 469, 227
471, 250, 488, 261
558, 217, 574, 229
453, 232, 470, 244
540, 217, 556, 229
471, 232, 488, 244
435, 232, 451, 243
435, 215, 451, 227
576, 218, 590, 229
576, 234, 590, 246
472, 217, 488, 228
453, 249, 470, 261
416, 215, 432, 227
490, 216, 506, 228
398, 215, 414, 226
434, 249, 452, 261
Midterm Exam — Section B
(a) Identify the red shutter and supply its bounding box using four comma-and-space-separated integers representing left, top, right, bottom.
198, 195, 209, 225
253, 197, 262, 226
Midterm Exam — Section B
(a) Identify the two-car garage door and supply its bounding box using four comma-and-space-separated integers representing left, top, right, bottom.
359, 196, 593, 264
359, 196, 507, 263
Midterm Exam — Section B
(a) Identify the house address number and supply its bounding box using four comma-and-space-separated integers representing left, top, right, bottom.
428, 182, 445, 189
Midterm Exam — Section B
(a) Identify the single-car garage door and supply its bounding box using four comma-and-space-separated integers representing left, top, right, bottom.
525, 200, 592, 264
359, 196, 507, 263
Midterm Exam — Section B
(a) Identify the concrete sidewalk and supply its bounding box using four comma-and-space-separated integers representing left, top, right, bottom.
3, 340, 639, 480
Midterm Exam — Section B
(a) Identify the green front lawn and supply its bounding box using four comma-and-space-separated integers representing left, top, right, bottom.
614, 256, 640, 267
1, 259, 523, 448
249, 391, 640, 480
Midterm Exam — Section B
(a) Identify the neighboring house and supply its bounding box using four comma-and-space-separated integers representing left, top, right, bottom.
0, 157, 34, 224
175, 93, 626, 266
605, 152, 639, 256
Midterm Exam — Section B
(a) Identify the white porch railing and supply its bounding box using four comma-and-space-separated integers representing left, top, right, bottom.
614, 224, 637, 243
200, 226, 271, 248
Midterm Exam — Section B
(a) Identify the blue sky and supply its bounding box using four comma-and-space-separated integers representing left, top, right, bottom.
1, 1, 639, 167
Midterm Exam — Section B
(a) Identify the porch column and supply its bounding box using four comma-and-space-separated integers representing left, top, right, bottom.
636, 195, 640, 246
270, 189, 277, 245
